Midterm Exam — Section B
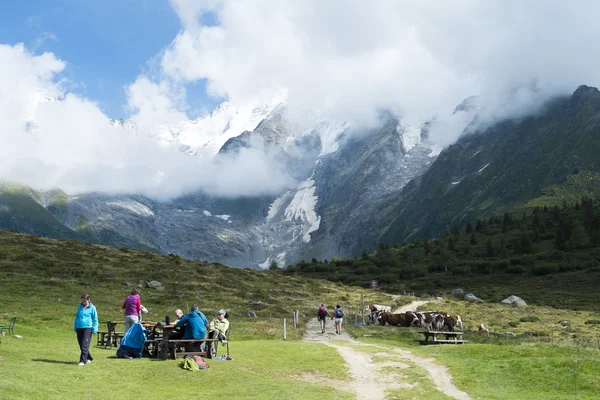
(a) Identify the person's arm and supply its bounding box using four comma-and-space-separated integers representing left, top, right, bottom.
176, 315, 187, 327
136, 297, 141, 314
74, 306, 79, 331
200, 313, 208, 327
209, 319, 216, 332
222, 319, 230, 333
92, 306, 99, 333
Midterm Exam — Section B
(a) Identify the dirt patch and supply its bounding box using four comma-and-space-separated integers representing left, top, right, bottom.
302, 301, 471, 400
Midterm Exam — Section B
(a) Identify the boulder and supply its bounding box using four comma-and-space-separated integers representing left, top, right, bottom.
451, 288, 464, 295
249, 300, 263, 306
504, 332, 517, 336
476, 299, 485, 304
145, 280, 164, 290
501, 295, 527, 306
246, 311, 257, 318
464, 293, 479, 302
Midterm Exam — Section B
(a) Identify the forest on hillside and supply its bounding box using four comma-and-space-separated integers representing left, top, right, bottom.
286, 198, 600, 290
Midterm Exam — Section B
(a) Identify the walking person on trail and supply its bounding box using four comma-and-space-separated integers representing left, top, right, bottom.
317, 304, 330, 333
74, 293, 98, 366
332, 305, 344, 335
122, 288, 141, 333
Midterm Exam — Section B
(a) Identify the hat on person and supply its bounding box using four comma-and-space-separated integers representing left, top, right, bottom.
218, 309, 226, 315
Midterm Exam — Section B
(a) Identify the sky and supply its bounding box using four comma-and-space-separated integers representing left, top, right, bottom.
2, 1, 600, 199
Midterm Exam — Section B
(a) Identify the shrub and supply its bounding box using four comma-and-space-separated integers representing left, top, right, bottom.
507, 265, 526, 274
519, 315, 540, 323
533, 264, 559, 276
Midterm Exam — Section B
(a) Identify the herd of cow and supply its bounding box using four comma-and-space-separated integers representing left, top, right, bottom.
368, 304, 464, 332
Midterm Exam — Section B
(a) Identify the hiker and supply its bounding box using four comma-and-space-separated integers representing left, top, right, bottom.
122, 288, 141, 332
332, 305, 344, 334
317, 304, 330, 333
208, 309, 229, 344
73, 293, 98, 366
168, 309, 186, 340
176, 304, 209, 340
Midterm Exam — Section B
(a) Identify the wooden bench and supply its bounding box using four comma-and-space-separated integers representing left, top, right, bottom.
168, 338, 219, 359
105, 321, 125, 349
416, 331, 469, 345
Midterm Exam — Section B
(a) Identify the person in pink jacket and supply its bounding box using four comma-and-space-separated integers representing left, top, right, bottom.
122, 288, 141, 332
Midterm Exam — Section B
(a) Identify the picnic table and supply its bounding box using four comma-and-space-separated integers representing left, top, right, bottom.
155, 324, 218, 360
98, 321, 158, 348
416, 331, 468, 345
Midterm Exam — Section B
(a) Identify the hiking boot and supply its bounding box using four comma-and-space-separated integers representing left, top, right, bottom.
78, 362, 85, 366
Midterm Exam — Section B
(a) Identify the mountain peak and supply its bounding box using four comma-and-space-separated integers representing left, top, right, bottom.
572, 85, 599, 98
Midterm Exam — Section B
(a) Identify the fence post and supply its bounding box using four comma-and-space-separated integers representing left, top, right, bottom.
283, 319, 287, 340
361, 294, 365, 326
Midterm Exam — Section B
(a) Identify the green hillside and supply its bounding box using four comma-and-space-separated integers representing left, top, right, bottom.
288, 192, 600, 311
380, 86, 600, 247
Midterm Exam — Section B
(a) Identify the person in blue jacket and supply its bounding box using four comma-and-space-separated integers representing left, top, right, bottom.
176, 304, 208, 339
74, 293, 99, 366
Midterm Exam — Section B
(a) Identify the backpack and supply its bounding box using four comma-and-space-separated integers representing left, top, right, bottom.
181, 357, 200, 371
183, 354, 208, 370
318, 307, 326, 318
334, 308, 344, 318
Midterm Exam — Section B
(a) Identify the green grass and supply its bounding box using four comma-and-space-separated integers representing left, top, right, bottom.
0, 332, 351, 400
345, 318, 600, 400
2, 229, 600, 399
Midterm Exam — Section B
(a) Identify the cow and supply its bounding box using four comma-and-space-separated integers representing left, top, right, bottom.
479, 323, 489, 336
443, 315, 463, 332
380, 312, 412, 327
368, 304, 392, 324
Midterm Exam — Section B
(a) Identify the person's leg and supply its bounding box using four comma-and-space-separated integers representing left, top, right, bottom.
78, 328, 92, 364
76, 328, 84, 363
124, 316, 131, 332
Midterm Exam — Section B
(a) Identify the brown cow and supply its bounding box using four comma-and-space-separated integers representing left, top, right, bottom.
379, 312, 411, 327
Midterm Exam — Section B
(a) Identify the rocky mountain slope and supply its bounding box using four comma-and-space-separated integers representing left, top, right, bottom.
3, 85, 599, 268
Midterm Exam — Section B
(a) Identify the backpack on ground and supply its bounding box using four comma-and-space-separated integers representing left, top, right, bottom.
318, 307, 326, 318
181, 357, 200, 371
334, 308, 344, 318
182, 354, 208, 370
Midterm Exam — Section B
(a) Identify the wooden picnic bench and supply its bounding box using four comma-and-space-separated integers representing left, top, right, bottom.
168, 338, 219, 359
156, 324, 227, 360
416, 331, 468, 345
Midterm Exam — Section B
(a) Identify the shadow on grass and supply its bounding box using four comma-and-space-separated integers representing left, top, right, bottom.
31, 358, 75, 365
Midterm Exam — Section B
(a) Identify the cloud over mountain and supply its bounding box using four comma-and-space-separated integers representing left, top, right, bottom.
3, 1, 600, 198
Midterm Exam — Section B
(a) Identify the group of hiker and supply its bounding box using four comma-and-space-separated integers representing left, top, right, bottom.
317, 304, 345, 334
73, 289, 229, 366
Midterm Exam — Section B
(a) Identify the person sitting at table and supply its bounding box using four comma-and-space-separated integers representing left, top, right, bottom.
168, 309, 186, 340
176, 304, 209, 340
208, 309, 229, 344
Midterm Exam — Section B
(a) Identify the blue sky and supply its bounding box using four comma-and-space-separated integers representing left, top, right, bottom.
0, 0, 217, 118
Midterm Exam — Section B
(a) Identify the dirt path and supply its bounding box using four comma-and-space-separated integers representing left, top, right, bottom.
302, 301, 471, 400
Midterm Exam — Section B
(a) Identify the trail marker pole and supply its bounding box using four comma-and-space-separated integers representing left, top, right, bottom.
361, 294, 365, 326
283, 319, 287, 340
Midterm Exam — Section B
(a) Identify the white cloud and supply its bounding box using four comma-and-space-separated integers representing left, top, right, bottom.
3, 2, 600, 199
162, 0, 600, 141
0, 44, 293, 199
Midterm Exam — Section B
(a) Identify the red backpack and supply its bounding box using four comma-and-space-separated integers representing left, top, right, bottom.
318, 307, 326, 318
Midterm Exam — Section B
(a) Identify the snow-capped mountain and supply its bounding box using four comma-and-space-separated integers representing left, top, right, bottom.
2, 92, 449, 269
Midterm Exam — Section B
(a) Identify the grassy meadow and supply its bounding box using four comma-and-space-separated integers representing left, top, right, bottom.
1, 230, 600, 399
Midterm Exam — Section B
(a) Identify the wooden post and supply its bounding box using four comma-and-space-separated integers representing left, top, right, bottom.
361, 294, 365, 326
283, 319, 287, 340
292, 310, 297, 328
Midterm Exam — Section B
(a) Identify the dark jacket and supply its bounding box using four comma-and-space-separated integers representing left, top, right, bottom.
176, 310, 209, 339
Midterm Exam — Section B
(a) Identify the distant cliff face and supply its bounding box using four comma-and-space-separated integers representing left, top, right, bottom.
380, 85, 600, 245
